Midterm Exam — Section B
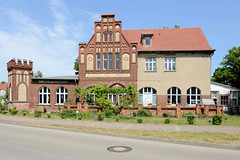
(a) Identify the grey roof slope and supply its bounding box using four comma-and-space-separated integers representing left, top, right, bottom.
32, 75, 79, 80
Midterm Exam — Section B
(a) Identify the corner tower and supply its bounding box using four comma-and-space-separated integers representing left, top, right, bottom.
7, 58, 33, 109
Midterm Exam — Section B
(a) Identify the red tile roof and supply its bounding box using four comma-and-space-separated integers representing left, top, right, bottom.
0, 82, 8, 91
122, 27, 214, 51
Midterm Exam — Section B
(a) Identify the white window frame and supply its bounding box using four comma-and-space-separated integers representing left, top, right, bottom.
232, 91, 238, 106
187, 87, 201, 105
145, 37, 151, 46
167, 87, 181, 105
115, 53, 120, 70
103, 53, 107, 70
39, 87, 50, 104
145, 57, 156, 71
96, 53, 100, 70
108, 53, 112, 70
165, 57, 176, 71
56, 87, 68, 104
139, 87, 157, 106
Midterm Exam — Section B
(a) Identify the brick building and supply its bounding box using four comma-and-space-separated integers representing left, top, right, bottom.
7, 14, 216, 112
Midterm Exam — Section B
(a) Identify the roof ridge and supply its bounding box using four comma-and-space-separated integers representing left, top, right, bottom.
123, 27, 201, 31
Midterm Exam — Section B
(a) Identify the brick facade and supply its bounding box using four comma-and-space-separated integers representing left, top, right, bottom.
7, 14, 218, 114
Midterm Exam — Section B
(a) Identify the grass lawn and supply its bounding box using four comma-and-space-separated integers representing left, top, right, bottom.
26, 122, 240, 145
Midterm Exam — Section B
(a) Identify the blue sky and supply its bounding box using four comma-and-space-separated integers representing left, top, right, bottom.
0, 0, 239, 82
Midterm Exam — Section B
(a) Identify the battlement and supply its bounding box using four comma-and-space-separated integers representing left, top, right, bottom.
7, 58, 33, 71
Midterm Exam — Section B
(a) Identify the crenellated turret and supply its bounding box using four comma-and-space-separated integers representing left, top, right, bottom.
7, 58, 33, 72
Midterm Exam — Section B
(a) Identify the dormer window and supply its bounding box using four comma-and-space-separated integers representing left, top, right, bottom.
141, 33, 153, 46
145, 37, 151, 46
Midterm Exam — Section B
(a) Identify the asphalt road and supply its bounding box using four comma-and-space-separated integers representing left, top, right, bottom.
0, 123, 239, 160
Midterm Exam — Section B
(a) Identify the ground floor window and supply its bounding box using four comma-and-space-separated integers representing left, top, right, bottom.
56, 87, 68, 104
167, 87, 181, 105
39, 87, 50, 104
187, 87, 201, 105
139, 87, 157, 106
221, 96, 229, 105
211, 91, 219, 105
232, 92, 238, 106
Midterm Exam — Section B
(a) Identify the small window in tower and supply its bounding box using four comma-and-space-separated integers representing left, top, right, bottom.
145, 37, 151, 46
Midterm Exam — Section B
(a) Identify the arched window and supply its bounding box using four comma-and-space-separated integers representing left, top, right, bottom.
139, 87, 157, 106
56, 87, 68, 104
167, 87, 181, 105
115, 32, 120, 42
103, 32, 108, 42
187, 87, 201, 105
39, 87, 50, 104
96, 32, 101, 42
108, 32, 113, 42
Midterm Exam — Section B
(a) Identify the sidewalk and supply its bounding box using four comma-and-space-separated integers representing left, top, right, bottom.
1, 115, 240, 133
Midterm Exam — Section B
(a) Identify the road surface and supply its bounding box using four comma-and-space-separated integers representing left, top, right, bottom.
0, 123, 239, 160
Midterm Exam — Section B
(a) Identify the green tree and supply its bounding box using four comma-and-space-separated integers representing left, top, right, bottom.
174, 25, 180, 28
74, 57, 79, 75
212, 46, 240, 87
34, 70, 43, 78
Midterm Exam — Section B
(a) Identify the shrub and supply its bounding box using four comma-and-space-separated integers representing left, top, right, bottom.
96, 112, 105, 121
212, 114, 223, 125
119, 115, 135, 119
104, 108, 115, 118
133, 111, 137, 117
200, 114, 207, 118
1, 104, 8, 111
61, 109, 77, 118
137, 109, 152, 117
43, 106, 47, 113
2, 110, 7, 114
183, 112, 196, 118
112, 107, 120, 115
162, 112, 169, 118
165, 118, 170, 124
34, 110, 42, 117
10, 107, 18, 116
47, 114, 51, 118
187, 115, 196, 125
60, 112, 66, 119
115, 116, 120, 122
21, 109, 29, 116
137, 118, 143, 124
78, 116, 82, 120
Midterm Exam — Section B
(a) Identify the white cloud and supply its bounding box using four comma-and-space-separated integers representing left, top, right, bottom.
0, 0, 94, 81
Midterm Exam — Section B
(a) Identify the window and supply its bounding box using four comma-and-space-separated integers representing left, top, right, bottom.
145, 58, 156, 71
108, 53, 112, 70
167, 87, 181, 105
39, 87, 50, 104
221, 96, 229, 105
115, 53, 120, 70
108, 94, 117, 105
139, 87, 157, 106
56, 87, 68, 104
103, 53, 107, 70
96, 53, 100, 70
103, 32, 108, 42
232, 92, 238, 106
211, 91, 219, 105
96, 32, 101, 42
108, 32, 113, 42
165, 57, 176, 71
187, 87, 201, 105
145, 37, 151, 46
